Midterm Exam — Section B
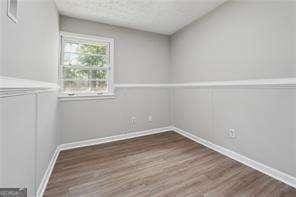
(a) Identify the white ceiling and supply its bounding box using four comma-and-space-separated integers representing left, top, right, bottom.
55, 0, 226, 35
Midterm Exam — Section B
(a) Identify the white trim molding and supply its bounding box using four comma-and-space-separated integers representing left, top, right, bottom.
60, 31, 115, 44
173, 127, 296, 189
59, 126, 174, 151
115, 83, 173, 88
36, 147, 60, 197
57, 78, 296, 101
0, 76, 59, 98
58, 93, 116, 101
172, 78, 296, 88
114, 78, 296, 89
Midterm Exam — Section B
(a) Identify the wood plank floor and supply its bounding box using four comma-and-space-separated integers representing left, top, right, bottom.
44, 131, 296, 197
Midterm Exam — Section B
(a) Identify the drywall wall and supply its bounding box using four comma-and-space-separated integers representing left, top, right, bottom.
60, 89, 170, 143
59, 16, 171, 143
1, 0, 59, 83
35, 91, 59, 189
0, 91, 59, 197
0, 0, 2, 185
171, 1, 296, 82
171, 0, 296, 177
294, 91, 296, 177
1, 94, 36, 197
0, 0, 3, 74
0, 0, 60, 196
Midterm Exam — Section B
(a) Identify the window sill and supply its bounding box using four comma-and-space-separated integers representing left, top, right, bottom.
58, 93, 116, 101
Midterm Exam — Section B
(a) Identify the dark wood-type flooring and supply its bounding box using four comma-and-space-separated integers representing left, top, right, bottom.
44, 131, 296, 197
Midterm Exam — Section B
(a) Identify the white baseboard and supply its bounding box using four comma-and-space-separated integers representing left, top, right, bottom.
59, 126, 174, 151
36, 147, 61, 197
173, 126, 296, 189
36, 126, 173, 196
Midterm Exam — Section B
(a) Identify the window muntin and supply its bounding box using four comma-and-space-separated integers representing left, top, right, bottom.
60, 32, 114, 96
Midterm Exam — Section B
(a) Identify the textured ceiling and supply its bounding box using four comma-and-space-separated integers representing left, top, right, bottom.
54, 0, 226, 35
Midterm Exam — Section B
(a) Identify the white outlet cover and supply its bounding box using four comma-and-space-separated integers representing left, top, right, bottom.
130, 116, 136, 124
148, 116, 152, 122
228, 129, 236, 138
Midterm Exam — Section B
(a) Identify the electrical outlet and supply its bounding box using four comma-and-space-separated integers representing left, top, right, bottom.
228, 129, 236, 138
130, 116, 136, 125
148, 115, 152, 122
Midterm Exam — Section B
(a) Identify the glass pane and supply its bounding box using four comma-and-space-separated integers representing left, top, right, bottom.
78, 53, 107, 67
79, 43, 107, 55
63, 52, 107, 67
63, 41, 108, 67
64, 42, 79, 53
89, 70, 107, 80
63, 68, 89, 80
89, 81, 107, 93
63, 52, 70, 65
63, 81, 90, 93
63, 53, 79, 66
78, 43, 108, 67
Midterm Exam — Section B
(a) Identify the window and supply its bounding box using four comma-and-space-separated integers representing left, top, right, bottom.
59, 32, 114, 97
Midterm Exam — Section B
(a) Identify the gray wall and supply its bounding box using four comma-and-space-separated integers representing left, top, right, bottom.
0, 0, 3, 74
59, 16, 171, 143
171, 1, 296, 82
171, 1, 296, 177
0, 91, 59, 197
1, 0, 59, 83
60, 89, 170, 143
36, 91, 59, 188
0, 0, 60, 196
0, 0, 2, 185
1, 94, 36, 197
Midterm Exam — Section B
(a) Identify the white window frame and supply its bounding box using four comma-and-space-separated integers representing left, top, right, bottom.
59, 31, 114, 98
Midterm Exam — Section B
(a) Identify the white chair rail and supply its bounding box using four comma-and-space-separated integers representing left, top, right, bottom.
2, 76, 296, 98
0, 76, 59, 98
114, 78, 296, 89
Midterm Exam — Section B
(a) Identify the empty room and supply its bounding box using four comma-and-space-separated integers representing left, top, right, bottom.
1, 0, 296, 196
